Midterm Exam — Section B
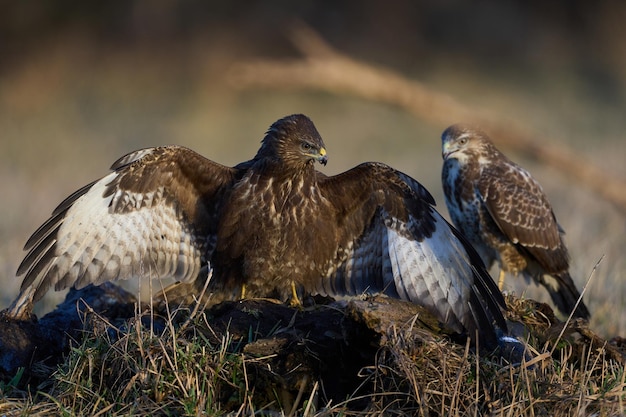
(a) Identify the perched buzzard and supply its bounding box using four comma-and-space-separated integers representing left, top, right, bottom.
441, 123, 590, 319
8, 114, 507, 345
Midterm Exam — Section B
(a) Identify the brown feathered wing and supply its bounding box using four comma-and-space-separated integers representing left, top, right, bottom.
11, 146, 240, 316
314, 163, 506, 345
477, 163, 589, 318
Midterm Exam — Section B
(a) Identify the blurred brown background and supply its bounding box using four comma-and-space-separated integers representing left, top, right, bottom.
1, 1, 624, 336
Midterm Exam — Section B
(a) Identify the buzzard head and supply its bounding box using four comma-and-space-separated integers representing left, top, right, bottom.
441, 123, 495, 165
258, 114, 328, 168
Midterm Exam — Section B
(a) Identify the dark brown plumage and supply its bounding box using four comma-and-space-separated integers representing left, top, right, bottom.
8, 114, 507, 345
441, 123, 590, 319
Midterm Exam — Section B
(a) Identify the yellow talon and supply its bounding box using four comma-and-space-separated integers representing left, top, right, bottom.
497, 270, 506, 290
240, 284, 247, 299
289, 281, 303, 308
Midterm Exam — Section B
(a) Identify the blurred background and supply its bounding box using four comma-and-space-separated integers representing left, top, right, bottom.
1, 1, 624, 337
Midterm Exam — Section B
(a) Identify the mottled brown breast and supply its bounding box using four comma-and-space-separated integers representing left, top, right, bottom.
213, 165, 339, 301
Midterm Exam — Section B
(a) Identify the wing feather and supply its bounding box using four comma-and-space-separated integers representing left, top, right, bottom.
477, 163, 568, 270
16, 146, 240, 304
22, 181, 97, 251
318, 162, 506, 344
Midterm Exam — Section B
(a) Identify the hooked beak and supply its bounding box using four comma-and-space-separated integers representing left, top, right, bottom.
317, 147, 328, 166
442, 142, 454, 159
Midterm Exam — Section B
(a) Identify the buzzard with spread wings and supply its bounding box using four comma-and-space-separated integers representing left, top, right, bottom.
8, 115, 506, 345
441, 123, 589, 319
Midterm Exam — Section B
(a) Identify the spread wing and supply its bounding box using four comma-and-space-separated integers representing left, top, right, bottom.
13, 146, 241, 308
316, 163, 506, 345
477, 162, 568, 272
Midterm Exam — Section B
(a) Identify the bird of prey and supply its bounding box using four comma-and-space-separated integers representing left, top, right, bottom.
441, 123, 589, 319
8, 114, 507, 345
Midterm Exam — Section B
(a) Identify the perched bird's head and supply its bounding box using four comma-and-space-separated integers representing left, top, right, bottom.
441, 123, 495, 164
258, 114, 328, 168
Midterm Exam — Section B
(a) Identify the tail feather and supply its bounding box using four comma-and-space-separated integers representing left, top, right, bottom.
6, 286, 36, 320
538, 271, 590, 319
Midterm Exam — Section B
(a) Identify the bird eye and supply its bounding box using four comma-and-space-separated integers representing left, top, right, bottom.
458, 137, 468, 145
301, 142, 312, 151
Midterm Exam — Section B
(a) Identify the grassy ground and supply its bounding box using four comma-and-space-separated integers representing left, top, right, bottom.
1, 293, 625, 416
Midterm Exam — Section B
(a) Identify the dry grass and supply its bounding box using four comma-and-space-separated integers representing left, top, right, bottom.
1, 295, 625, 416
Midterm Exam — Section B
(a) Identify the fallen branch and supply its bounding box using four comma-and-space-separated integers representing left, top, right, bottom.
229, 24, 626, 213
